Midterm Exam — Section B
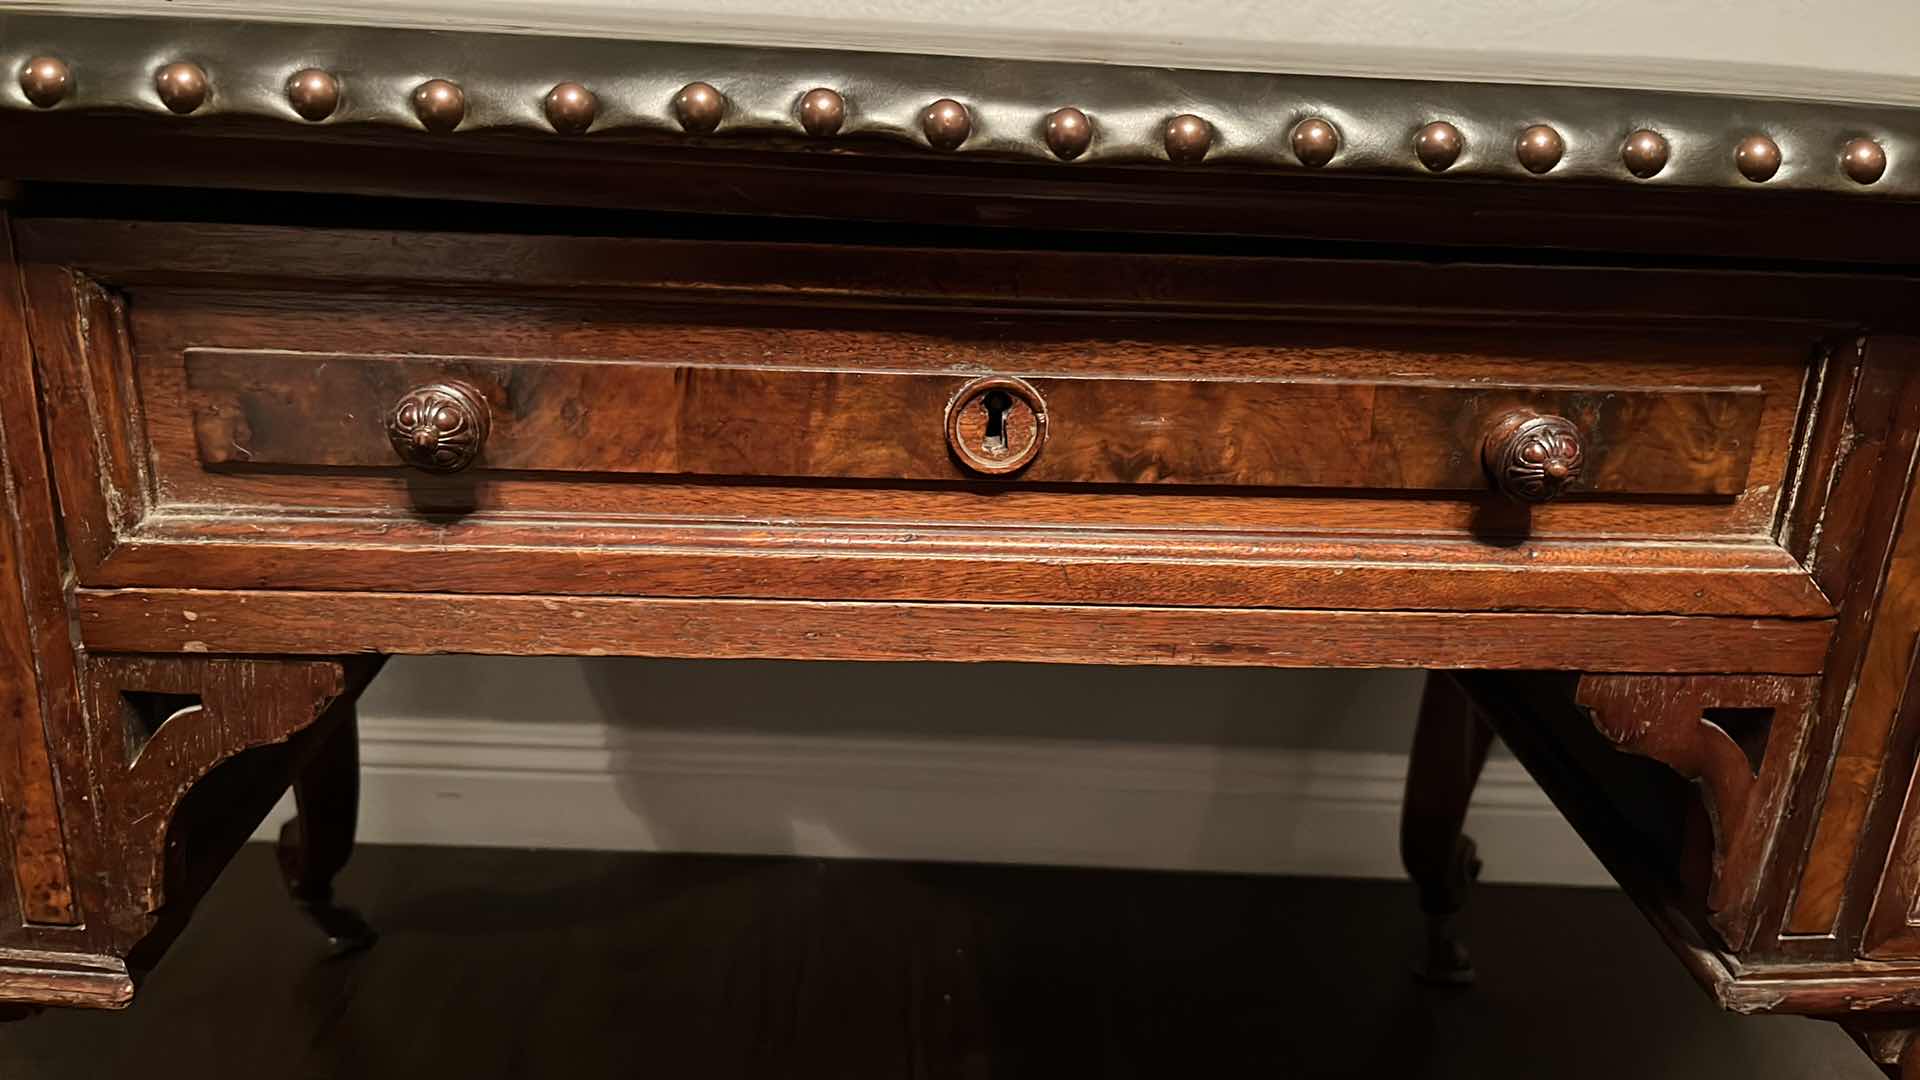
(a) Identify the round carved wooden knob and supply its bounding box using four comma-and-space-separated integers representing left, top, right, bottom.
1483, 412, 1585, 503
387, 381, 490, 473
946, 376, 1047, 476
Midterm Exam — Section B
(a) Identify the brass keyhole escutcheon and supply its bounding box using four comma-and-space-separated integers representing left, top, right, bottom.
946, 375, 1047, 476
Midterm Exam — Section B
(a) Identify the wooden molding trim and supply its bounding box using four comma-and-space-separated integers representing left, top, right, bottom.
1576, 673, 1817, 948
19, 220, 1920, 327
83, 656, 346, 914
76, 589, 1836, 674
0, 948, 133, 1010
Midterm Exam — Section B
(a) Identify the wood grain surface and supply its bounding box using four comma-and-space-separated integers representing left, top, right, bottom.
82, 656, 346, 916
73, 589, 1834, 673
1576, 673, 1816, 950
11, 158, 1920, 1055
0, 217, 81, 927
187, 348, 1767, 496
6, 221, 1822, 619
1775, 338, 1920, 947
0, 950, 132, 1010
17, 218, 1920, 323
96, 520, 1831, 617
60, 226, 1815, 553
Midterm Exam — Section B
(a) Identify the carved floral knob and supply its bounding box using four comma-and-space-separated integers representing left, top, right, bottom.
387, 381, 490, 473
1482, 412, 1585, 503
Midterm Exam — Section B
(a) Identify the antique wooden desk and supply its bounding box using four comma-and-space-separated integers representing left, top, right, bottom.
4, 10, 1920, 1073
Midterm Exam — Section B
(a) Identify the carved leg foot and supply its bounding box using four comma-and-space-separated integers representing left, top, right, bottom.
1412, 837, 1483, 986
1401, 671, 1495, 986
275, 702, 377, 956
1838, 1018, 1920, 1078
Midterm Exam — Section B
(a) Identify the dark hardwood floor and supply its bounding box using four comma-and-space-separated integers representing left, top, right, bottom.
0, 845, 1874, 1078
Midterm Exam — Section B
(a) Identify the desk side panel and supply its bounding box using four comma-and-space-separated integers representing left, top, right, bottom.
0, 213, 83, 931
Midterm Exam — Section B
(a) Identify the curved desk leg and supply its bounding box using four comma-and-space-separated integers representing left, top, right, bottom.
1400, 671, 1495, 985
276, 700, 378, 956
1838, 1020, 1920, 1078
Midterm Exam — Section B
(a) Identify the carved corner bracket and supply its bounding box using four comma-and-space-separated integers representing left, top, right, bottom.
82, 655, 349, 919
1576, 673, 1816, 949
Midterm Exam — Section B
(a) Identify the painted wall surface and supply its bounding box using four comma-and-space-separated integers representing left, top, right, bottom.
256, 659, 1608, 884
364, 658, 1430, 755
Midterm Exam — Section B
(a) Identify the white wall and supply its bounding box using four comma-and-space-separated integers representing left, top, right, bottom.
261, 659, 1608, 886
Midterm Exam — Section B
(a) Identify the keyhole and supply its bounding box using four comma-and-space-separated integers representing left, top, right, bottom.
981, 389, 1013, 454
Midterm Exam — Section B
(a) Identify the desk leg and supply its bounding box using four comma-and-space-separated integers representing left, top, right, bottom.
275, 701, 378, 955
1836, 1019, 1920, 1078
1400, 671, 1494, 985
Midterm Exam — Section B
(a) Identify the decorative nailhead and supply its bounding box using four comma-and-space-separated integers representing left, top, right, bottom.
1843, 137, 1887, 185
1735, 134, 1782, 182
412, 78, 465, 133
798, 87, 845, 136
922, 98, 971, 151
1415, 120, 1462, 171
1044, 107, 1092, 160
1164, 114, 1211, 163
674, 81, 725, 134
285, 68, 339, 122
1516, 124, 1564, 174
1622, 129, 1670, 178
154, 61, 209, 115
1291, 117, 1339, 167
544, 82, 597, 135
19, 56, 71, 109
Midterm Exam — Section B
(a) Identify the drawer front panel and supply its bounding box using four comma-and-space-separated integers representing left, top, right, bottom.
189, 349, 1764, 497
15, 220, 1843, 618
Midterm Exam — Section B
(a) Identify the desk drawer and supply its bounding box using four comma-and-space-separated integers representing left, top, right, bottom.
188, 349, 1763, 500
18, 219, 1840, 618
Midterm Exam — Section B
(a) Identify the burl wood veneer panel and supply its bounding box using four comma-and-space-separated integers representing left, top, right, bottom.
131, 292, 1807, 533
186, 349, 1764, 495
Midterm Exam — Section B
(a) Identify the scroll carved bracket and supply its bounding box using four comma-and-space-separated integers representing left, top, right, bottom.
1576, 673, 1816, 949
84, 655, 349, 918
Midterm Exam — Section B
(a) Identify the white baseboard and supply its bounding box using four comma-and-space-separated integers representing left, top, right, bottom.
258, 716, 1611, 887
